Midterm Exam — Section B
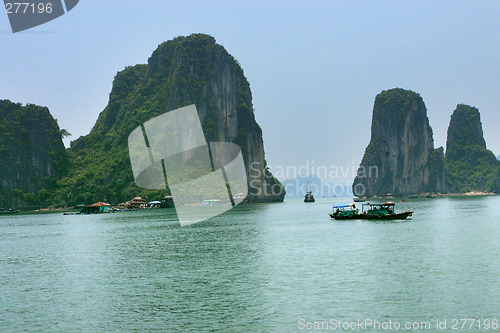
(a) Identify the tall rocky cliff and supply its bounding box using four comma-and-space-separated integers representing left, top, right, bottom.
353, 88, 445, 197
444, 104, 500, 193
57, 34, 284, 205
0, 100, 69, 208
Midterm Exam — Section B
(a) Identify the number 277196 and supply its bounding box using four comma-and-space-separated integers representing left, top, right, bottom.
5, 2, 53, 14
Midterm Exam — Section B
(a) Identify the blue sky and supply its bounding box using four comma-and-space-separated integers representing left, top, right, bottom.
1, 0, 499, 184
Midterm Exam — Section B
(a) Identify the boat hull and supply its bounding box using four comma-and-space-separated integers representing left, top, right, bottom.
329, 213, 359, 220
0, 210, 20, 214
362, 211, 413, 220
304, 189, 315, 202
330, 211, 413, 220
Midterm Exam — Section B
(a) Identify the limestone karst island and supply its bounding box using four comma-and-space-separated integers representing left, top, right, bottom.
353, 88, 500, 198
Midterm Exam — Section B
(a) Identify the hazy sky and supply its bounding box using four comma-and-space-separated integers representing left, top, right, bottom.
1, 0, 499, 185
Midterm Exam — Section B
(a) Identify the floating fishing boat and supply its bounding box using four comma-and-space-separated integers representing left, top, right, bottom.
330, 202, 412, 220
161, 195, 175, 208
304, 183, 315, 203
361, 202, 413, 220
128, 197, 147, 209
330, 203, 359, 219
0, 208, 20, 214
202, 199, 220, 206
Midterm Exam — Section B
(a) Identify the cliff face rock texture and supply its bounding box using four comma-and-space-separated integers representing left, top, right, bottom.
495, 168, 500, 192
62, 34, 284, 205
353, 88, 445, 197
0, 100, 69, 208
444, 104, 500, 193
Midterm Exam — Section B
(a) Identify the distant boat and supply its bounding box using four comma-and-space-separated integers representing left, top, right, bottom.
128, 197, 147, 209
304, 183, 315, 202
161, 195, 175, 208
201, 199, 229, 206
147, 200, 161, 208
0, 208, 20, 214
353, 197, 365, 202
232, 192, 247, 201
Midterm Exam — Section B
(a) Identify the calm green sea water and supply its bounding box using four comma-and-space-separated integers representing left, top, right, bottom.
1, 196, 499, 332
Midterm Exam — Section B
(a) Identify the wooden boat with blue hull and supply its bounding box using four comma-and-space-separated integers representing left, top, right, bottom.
330, 202, 413, 220
330, 203, 359, 219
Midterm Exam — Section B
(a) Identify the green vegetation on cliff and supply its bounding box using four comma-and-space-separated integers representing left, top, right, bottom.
0, 100, 69, 208
372, 88, 423, 129
445, 104, 500, 193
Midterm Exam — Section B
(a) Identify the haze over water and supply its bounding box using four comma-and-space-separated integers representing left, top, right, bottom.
1, 196, 499, 332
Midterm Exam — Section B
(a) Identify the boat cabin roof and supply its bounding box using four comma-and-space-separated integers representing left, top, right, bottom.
333, 203, 356, 208
364, 202, 395, 207
80, 202, 110, 208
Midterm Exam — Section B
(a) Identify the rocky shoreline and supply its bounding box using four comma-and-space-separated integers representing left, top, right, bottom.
360, 192, 498, 200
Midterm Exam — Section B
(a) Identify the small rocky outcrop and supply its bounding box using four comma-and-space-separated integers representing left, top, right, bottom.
353, 88, 445, 197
